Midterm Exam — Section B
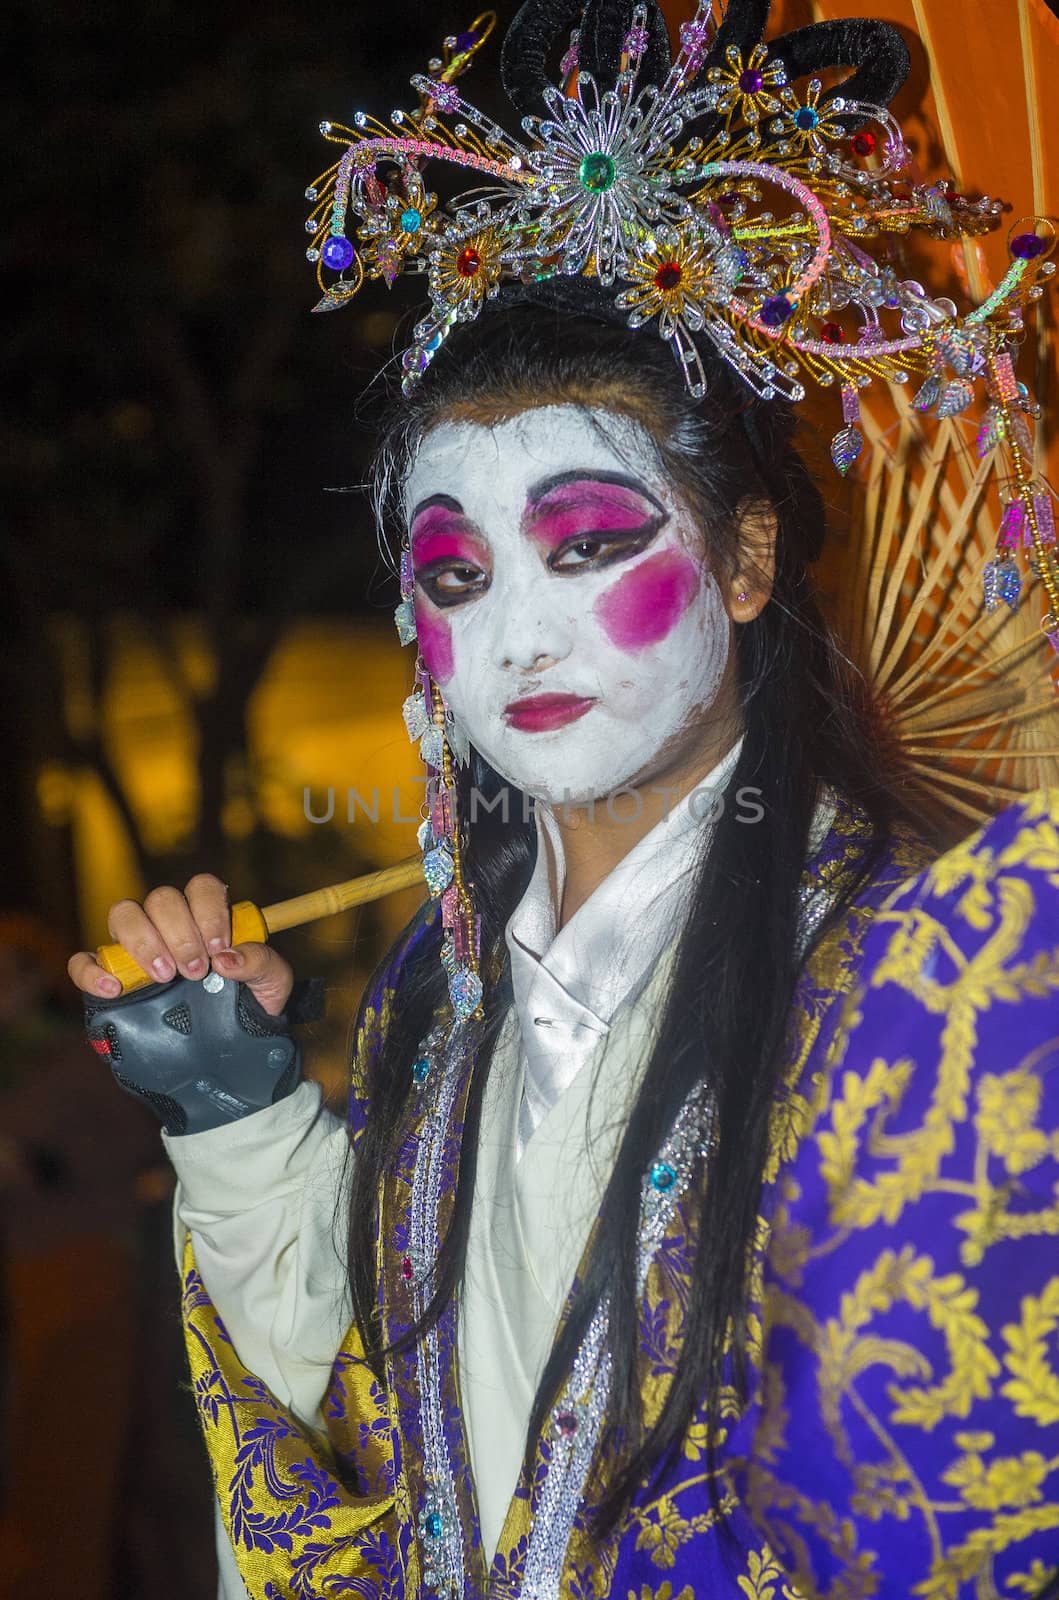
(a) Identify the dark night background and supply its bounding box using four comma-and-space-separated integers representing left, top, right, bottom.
1, 1, 470, 1590
3, 0, 471, 922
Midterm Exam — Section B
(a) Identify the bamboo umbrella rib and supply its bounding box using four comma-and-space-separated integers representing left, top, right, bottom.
900, 696, 1059, 740
1016, 0, 1051, 481
903, 745, 1059, 759
885, 589, 1018, 710
908, 0, 987, 303
857, 417, 911, 667
865, 418, 922, 678
886, 619, 999, 712
874, 439, 994, 689
911, 786, 991, 826
908, 656, 1055, 726
908, 768, 992, 822
864, 418, 943, 683
908, 759, 1029, 805
890, 625, 1044, 717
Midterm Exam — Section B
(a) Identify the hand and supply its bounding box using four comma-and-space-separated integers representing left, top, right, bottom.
67, 874, 294, 1017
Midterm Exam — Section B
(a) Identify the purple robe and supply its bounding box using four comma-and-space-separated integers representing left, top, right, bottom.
181, 792, 1059, 1598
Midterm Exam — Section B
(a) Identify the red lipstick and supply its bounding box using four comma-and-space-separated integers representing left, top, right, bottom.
503, 693, 596, 732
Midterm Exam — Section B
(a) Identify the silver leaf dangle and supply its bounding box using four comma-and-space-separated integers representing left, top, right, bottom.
402, 690, 431, 741
394, 599, 418, 646
936, 378, 974, 418
422, 843, 455, 896
830, 425, 863, 475
912, 373, 942, 412
420, 726, 445, 769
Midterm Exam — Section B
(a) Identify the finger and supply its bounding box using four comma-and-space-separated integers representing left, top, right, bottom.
141, 886, 211, 980
68, 950, 123, 999
106, 897, 178, 984
211, 942, 293, 1017
184, 873, 231, 955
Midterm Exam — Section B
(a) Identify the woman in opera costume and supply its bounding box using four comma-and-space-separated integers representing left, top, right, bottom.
69, 1, 1059, 1596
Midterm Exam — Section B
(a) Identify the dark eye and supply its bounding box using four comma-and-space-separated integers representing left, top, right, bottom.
555, 538, 603, 567
550, 524, 661, 573
417, 562, 489, 605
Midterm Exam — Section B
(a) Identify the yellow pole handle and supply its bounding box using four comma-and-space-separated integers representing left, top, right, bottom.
94, 856, 424, 995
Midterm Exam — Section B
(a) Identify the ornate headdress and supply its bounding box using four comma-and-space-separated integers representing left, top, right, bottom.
303, 0, 1057, 1025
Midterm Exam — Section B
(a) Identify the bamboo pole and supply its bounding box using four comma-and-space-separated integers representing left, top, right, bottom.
96, 856, 425, 994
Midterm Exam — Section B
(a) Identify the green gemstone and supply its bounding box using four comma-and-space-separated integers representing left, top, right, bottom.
578, 151, 617, 193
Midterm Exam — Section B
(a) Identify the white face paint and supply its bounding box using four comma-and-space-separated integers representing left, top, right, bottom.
403, 406, 732, 805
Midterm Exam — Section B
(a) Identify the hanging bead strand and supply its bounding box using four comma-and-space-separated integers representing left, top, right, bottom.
987, 346, 1059, 660
431, 682, 483, 1022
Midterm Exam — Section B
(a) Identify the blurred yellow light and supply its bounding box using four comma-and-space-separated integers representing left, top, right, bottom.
37, 761, 77, 826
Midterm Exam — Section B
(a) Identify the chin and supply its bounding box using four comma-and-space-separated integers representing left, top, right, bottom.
507, 770, 643, 809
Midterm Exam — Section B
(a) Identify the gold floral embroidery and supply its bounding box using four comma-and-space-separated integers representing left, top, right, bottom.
941, 1437, 1052, 1511
1005, 1557, 1059, 1594
975, 1069, 1053, 1176
626, 1584, 695, 1600
1001, 1280, 1059, 1428
737, 1545, 806, 1599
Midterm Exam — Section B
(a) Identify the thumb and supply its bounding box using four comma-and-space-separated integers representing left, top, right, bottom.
211, 942, 294, 1017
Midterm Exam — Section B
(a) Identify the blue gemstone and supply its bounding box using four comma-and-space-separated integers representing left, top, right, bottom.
794, 107, 819, 130
455, 30, 477, 50
425, 1511, 443, 1539
322, 235, 355, 270
760, 294, 793, 327
400, 208, 422, 234
650, 1161, 677, 1192
412, 1056, 431, 1083
1010, 231, 1046, 260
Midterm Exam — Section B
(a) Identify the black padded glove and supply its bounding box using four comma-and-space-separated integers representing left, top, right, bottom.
84, 973, 302, 1136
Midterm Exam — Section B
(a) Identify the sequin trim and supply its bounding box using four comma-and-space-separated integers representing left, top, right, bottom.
407, 1018, 471, 1595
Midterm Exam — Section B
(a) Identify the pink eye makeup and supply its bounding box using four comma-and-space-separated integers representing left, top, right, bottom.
524, 472, 668, 571
410, 496, 490, 608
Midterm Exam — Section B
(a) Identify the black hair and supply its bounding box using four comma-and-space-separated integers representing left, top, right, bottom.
346, 285, 914, 1544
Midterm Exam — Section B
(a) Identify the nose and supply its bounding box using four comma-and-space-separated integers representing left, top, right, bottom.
498, 610, 572, 673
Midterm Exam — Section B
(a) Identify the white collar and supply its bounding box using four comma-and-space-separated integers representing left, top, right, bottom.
505, 738, 745, 1155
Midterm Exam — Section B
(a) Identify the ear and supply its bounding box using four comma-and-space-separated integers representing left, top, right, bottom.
725, 499, 777, 622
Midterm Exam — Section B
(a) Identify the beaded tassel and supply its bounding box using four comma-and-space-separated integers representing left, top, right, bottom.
997, 499, 1025, 552
830, 384, 863, 475
429, 682, 483, 1022
394, 547, 417, 645
1032, 492, 1056, 550
394, 544, 483, 1027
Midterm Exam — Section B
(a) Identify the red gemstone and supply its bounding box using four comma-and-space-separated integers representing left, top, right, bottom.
654, 261, 682, 291
401, 1256, 413, 1281
820, 322, 844, 344
851, 130, 876, 157
456, 247, 481, 277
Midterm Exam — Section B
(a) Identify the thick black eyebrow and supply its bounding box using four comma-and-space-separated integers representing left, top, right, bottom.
409, 492, 463, 524
525, 469, 666, 516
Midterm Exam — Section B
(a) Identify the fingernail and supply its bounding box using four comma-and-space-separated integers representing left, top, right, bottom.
186, 957, 205, 977
207, 937, 225, 953
215, 948, 243, 970
99, 977, 121, 997
152, 956, 175, 980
